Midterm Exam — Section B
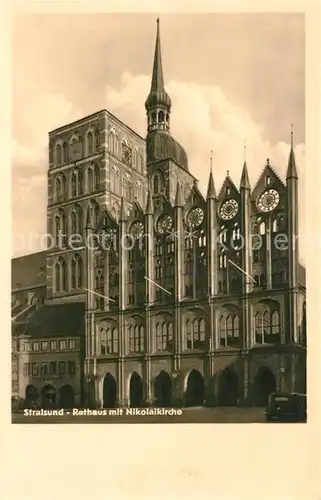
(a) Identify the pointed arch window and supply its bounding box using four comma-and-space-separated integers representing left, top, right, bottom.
259, 221, 266, 235
87, 131, 93, 156
128, 324, 144, 353
156, 321, 172, 351
55, 144, 62, 166
111, 202, 120, 222
95, 130, 100, 152
219, 251, 227, 269
63, 142, 68, 164
132, 149, 137, 169
255, 308, 280, 344
87, 167, 94, 193
55, 209, 67, 246
133, 325, 144, 353
71, 171, 77, 197
186, 317, 206, 349
101, 326, 118, 354
55, 257, 67, 292
60, 174, 67, 200
272, 218, 279, 233
219, 312, 240, 347
71, 254, 83, 289
55, 177, 62, 202
71, 205, 82, 235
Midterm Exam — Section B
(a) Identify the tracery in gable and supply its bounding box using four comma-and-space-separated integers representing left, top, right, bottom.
96, 211, 119, 310
127, 209, 146, 306
183, 188, 207, 299
154, 209, 174, 301
216, 175, 241, 295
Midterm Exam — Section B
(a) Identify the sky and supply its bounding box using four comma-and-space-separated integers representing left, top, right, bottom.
11, 12, 305, 259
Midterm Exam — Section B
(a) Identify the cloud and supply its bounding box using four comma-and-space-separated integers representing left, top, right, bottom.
105, 72, 306, 261
12, 89, 82, 256
12, 71, 306, 263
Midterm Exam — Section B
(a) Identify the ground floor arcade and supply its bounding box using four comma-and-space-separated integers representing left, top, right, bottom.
85, 349, 307, 409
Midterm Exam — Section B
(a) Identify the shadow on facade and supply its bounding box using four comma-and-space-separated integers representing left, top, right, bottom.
154, 370, 172, 407
59, 384, 75, 409
129, 371, 143, 407
183, 369, 205, 407
216, 368, 239, 406
102, 372, 117, 408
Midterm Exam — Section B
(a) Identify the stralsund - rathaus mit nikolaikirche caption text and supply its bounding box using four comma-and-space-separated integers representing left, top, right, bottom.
12, 19, 306, 411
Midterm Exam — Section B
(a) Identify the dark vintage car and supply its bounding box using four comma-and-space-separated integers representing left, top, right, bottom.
265, 392, 307, 422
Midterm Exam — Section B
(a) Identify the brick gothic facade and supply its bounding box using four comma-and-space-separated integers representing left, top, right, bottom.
15, 19, 306, 409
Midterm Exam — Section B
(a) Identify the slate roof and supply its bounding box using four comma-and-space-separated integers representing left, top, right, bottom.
11, 251, 47, 290
14, 302, 85, 338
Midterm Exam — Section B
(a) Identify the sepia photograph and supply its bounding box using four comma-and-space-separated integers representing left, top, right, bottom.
11, 12, 307, 425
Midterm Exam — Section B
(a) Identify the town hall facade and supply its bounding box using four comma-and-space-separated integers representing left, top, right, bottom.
12, 19, 306, 410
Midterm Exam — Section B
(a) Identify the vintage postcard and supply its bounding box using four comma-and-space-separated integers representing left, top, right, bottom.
4, 2, 320, 499
11, 11, 308, 425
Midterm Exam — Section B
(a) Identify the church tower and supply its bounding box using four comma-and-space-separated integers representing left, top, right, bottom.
145, 18, 196, 206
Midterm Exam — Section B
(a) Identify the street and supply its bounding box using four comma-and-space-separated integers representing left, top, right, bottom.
12, 407, 269, 424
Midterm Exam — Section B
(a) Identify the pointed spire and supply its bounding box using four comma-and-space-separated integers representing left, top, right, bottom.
174, 182, 183, 207
145, 18, 171, 114
119, 197, 126, 222
206, 171, 216, 199
287, 124, 298, 179
145, 189, 154, 214
240, 161, 251, 190
85, 207, 94, 229
151, 17, 164, 93
206, 151, 216, 199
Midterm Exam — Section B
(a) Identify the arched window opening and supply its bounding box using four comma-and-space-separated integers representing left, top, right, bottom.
71, 172, 77, 197
55, 177, 62, 202
55, 144, 62, 166
219, 312, 240, 347
63, 143, 68, 164
255, 307, 280, 344
95, 130, 100, 152
87, 167, 94, 193
186, 317, 206, 349
87, 132, 93, 155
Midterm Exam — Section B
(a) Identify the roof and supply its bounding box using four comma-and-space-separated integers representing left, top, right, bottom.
14, 302, 85, 338
146, 131, 189, 171
11, 251, 47, 290
49, 109, 145, 142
